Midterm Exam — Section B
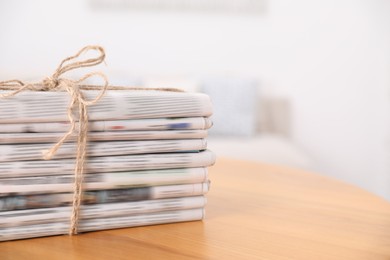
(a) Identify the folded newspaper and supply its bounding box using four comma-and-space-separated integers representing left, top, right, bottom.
0, 90, 215, 241
0, 90, 213, 123
0, 46, 215, 241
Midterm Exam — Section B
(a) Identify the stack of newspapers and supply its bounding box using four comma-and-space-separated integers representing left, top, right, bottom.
0, 89, 215, 241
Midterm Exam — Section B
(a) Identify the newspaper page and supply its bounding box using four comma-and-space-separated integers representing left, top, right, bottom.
0, 129, 208, 144
0, 167, 208, 195
1, 196, 207, 228
0, 90, 213, 123
0, 208, 205, 241
0, 150, 216, 178
0, 182, 210, 211
0, 117, 212, 133
0, 139, 207, 162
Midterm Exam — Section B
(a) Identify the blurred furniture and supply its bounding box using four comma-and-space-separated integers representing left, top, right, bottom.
208, 134, 312, 169
202, 77, 259, 137
200, 76, 307, 168
2, 158, 390, 259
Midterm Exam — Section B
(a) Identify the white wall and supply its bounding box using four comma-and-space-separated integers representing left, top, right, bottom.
1, 0, 389, 199
269, 1, 390, 200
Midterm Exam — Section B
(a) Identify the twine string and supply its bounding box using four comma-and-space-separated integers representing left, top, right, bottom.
0, 45, 183, 236
0, 46, 108, 235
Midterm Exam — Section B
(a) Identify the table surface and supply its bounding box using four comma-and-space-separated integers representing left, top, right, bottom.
1, 158, 390, 259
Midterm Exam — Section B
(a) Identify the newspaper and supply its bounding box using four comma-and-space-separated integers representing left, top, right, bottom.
0, 90, 213, 123
0, 139, 207, 162
0, 117, 212, 133
1, 196, 206, 228
0, 129, 208, 144
0, 182, 210, 211
0, 208, 205, 241
0, 150, 216, 178
0, 167, 208, 195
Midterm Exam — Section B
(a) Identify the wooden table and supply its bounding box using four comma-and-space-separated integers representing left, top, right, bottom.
1, 158, 390, 259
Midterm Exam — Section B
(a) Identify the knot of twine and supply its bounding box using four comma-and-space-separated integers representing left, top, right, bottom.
0, 45, 109, 235
42, 77, 60, 90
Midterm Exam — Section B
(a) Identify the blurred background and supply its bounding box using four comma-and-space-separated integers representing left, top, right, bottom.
0, 0, 389, 199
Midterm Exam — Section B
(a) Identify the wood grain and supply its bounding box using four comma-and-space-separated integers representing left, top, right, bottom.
1, 158, 390, 259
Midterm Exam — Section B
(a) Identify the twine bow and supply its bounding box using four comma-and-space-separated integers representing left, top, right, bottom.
0, 46, 109, 235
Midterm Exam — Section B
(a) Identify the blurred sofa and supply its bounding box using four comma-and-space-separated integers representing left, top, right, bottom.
200, 77, 312, 169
